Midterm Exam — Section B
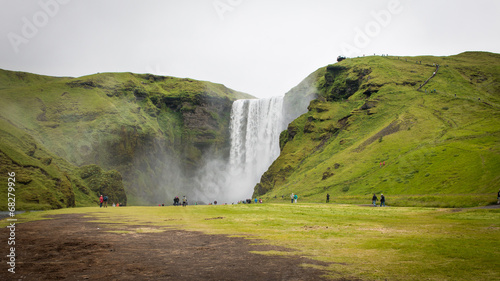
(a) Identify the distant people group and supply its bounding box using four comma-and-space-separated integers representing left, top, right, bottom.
99, 194, 121, 207
238, 198, 263, 204
95, 189, 500, 208
172, 196, 188, 206
99, 195, 108, 208
372, 193, 386, 207
173, 196, 180, 206
98, 191, 393, 208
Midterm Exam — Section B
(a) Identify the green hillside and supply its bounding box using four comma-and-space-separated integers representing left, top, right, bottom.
0, 70, 253, 209
255, 52, 500, 207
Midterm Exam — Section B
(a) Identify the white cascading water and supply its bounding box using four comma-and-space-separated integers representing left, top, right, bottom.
227, 96, 285, 200
193, 96, 285, 204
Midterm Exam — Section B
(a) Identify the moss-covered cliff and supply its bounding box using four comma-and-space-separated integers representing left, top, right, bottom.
255, 52, 500, 207
0, 70, 253, 208
0, 117, 107, 210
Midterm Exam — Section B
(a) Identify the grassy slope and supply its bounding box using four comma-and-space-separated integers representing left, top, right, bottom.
258, 52, 500, 207
0, 71, 252, 167
6, 204, 499, 281
0, 70, 253, 208
0, 117, 97, 210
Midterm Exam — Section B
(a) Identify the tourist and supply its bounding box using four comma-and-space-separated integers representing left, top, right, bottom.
254, 198, 258, 203
380, 194, 386, 207
99, 195, 103, 208
326, 193, 330, 203
291, 193, 294, 203
372, 194, 378, 206
182, 196, 187, 207
294, 194, 298, 203
103, 195, 108, 208
497, 189, 500, 205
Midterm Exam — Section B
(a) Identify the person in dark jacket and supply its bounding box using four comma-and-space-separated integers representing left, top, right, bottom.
326, 193, 330, 203
380, 194, 386, 207
372, 194, 378, 206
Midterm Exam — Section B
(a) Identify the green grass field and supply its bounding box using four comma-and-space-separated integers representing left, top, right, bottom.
6, 203, 499, 280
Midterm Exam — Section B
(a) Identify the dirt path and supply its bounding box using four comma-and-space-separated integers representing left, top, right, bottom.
0, 214, 340, 280
417, 64, 440, 91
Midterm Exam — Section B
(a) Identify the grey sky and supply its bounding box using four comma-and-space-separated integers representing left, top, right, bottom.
1, 0, 499, 98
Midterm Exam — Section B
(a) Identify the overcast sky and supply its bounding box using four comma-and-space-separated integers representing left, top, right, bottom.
1, 0, 499, 98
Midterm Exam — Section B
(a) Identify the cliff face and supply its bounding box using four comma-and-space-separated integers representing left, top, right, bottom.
255, 52, 500, 207
0, 70, 253, 208
0, 117, 109, 210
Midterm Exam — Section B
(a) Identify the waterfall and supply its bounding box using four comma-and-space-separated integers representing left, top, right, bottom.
227, 96, 285, 200
193, 96, 285, 204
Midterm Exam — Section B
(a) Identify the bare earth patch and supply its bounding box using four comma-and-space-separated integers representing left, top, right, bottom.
0, 214, 341, 280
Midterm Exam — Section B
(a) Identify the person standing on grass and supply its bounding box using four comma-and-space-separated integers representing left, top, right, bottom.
497, 189, 500, 204
372, 194, 378, 206
380, 194, 386, 207
99, 195, 103, 208
182, 196, 188, 207
294, 194, 298, 203
326, 193, 330, 203
103, 195, 108, 208
291, 193, 294, 203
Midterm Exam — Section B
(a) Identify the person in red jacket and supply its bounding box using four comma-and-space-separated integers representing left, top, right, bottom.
99, 195, 104, 208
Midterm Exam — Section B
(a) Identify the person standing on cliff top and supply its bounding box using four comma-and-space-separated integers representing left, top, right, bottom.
99, 195, 103, 208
